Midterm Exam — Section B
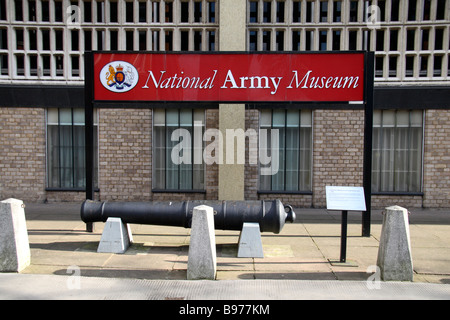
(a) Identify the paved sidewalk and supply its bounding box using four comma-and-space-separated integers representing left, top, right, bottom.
1, 273, 449, 300
1, 202, 449, 299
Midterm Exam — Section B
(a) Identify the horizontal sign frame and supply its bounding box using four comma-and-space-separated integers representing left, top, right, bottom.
90, 51, 367, 104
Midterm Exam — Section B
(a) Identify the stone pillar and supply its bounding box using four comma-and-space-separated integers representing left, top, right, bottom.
218, 105, 246, 200
219, 0, 246, 51
0, 198, 31, 272
218, 0, 246, 201
377, 205, 413, 281
187, 205, 216, 280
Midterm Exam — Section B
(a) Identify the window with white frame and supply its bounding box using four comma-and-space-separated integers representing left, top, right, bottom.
46, 108, 98, 189
153, 108, 205, 191
0, 0, 218, 83
259, 109, 312, 192
247, 0, 449, 84
371, 109, 423, 193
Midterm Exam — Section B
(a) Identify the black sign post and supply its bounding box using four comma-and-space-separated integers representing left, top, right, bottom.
362, 51, 375, 237
84, 52, 95, 232
340, 210, 349, 262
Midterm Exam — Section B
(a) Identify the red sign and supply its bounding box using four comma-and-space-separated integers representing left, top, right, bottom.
93, 52, 365, 103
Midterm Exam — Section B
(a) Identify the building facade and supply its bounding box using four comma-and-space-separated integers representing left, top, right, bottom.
0, 0, 449, 208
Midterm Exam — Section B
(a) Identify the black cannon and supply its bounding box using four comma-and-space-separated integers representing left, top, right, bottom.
81, 200, 295, 234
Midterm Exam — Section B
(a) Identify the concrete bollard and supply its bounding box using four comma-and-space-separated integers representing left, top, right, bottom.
97, 217, 133, 254
187, 205, 216, 280
237, 222, 264, 258
377, 205, 413, 281
0, 199, 31, 272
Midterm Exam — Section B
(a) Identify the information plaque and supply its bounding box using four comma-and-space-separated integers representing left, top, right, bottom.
326, 186, 366, 264
326, 186, 366, 211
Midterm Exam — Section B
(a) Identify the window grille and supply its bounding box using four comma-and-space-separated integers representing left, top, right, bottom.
0, 1, 448, 85
259, 109, 313, 192
46, 107, 99, 189
247, 0, 449, 85
0, 0, 218, 84
372, 109, 423, 193
153, 108, 205, 191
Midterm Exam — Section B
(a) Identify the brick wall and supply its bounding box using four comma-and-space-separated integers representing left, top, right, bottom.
64, 108, 450, 208
98, 108, 218, 202
423, 109, 450, 208
312, 109, 365, 207
0, 107, 448, 208
205, 109, 219, 200
93, 108, 449, 207
0, 108, 46, 202
46, 191, 88, 202
372, 194, 423, 208
244, 109, 259, 200
98, 108, 151, 201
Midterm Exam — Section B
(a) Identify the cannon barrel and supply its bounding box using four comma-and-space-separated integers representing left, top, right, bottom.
81, 200, 295, 234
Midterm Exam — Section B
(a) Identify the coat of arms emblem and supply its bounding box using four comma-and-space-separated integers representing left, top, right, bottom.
100, 61, 139, 93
